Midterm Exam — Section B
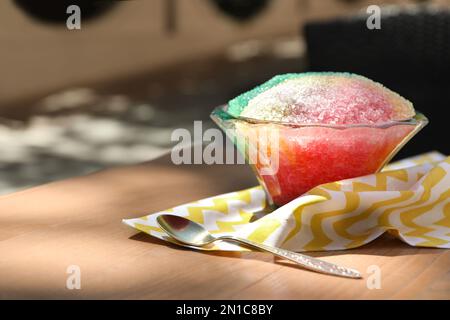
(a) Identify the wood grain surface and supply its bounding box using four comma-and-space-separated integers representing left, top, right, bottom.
0, 154, 448, 299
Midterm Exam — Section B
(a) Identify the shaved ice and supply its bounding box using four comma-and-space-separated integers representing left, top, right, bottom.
219, 73, 424, 206
230, 73, 415, 125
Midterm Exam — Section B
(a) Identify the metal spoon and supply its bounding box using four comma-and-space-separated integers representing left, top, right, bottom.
157, 214, 361, 279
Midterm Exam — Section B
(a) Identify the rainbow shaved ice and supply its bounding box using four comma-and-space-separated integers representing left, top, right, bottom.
230, 72, 415, 125
225, 72, 422, 206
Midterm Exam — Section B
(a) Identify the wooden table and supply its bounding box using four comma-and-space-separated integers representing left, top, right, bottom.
0, 154, 448, 299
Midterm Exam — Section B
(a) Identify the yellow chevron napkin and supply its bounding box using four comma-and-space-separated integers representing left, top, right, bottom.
123, 151, 450, 251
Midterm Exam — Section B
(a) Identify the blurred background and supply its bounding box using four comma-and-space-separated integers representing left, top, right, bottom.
0, 0, 449, 195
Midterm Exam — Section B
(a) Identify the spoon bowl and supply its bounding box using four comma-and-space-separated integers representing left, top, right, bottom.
157, 214, 215, 246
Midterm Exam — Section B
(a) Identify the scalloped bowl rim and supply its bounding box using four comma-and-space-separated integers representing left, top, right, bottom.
212, 104, 428, 129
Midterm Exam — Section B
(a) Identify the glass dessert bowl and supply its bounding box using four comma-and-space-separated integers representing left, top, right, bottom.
211, 104, 428, 206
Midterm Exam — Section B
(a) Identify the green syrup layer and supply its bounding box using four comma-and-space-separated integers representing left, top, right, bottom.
227, 72, 358, 117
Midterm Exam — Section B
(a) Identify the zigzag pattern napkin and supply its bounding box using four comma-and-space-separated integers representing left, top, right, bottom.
123, 152, 449, 251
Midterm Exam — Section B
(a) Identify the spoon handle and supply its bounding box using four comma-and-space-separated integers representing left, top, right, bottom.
219, 235, 361, 279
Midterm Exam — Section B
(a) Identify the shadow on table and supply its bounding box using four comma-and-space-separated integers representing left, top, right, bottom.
129, 230, 444, 264
128, 232, 191, 250
300, 234, 446, 258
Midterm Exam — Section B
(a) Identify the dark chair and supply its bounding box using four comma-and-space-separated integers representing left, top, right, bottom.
304, 6, 450, 157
